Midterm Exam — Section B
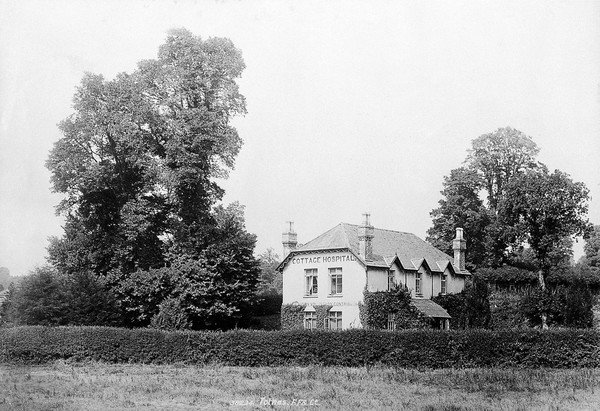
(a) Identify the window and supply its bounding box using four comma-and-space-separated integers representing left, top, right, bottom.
329, 268, 342, 295
304, 312, 317, 330
415, 272, 422, 295
305, 269, 318, 296
327, 311, 342, 330
387, 313, 396, 331
387, 270, 396, 291
441, 274, 447, 295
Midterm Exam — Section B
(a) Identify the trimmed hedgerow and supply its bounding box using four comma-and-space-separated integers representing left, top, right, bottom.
2, 326, 597, 368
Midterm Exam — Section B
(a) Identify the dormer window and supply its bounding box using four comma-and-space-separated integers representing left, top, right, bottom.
387, 270, 395, 291
441, 274, 447, 295
415, 272, 422, 296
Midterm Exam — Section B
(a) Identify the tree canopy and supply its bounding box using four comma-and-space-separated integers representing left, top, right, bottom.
429, 127, 590, 272
42, 29, 259, 329
499, 167, 591, 282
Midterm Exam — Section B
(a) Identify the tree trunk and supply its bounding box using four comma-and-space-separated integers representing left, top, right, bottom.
538, 269, 548, 330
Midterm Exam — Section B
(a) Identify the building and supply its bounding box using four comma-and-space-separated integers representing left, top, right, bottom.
278, 214, 470, 330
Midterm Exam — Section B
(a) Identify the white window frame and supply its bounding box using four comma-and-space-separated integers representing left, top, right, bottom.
329, 267, 343, 296
326, 311, 342, 330
387, 270, 396, 291
441, 274, 447, 295
387, 313, 396, 331
415, 272, 422, 296
304, 311, 317, 330
305, 269, 318, 296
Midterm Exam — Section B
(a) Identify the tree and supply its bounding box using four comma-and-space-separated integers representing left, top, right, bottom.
114, 202, 260, 329
583, 225, 600, 268
466, 127, 540, 211
2, 266, 120, 327
257, 248, 282, 294
45, 29, 258, 328
428, 128, 541, 268
427, 167, 490, 269
5, 266, 68, 326
47, 28, 247, 277
500, 168, 591, 328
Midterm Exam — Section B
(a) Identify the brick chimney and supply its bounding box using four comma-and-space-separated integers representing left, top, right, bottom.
358, 213, 374, 261
282, 221, 297, 257
453, 227, 466, 271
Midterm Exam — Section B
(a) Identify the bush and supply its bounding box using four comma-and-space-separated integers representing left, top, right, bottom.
0, 326, 598, 368
489, 291, 528, 329
521, 279, 596, 329
433, 276, 491, 329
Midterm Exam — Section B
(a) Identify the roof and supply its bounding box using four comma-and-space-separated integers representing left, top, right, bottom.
288, 223, 469, 275
411, 298, 451, 319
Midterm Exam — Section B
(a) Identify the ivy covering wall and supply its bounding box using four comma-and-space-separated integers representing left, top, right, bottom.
360, 286, 428, 330
280, 304, 333, 330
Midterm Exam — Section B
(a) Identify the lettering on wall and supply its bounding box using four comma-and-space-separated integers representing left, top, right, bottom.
291, 254, 356, 265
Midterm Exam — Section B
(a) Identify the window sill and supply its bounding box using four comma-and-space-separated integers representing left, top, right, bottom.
304, 295, 318, 298
327, 294, 343, 298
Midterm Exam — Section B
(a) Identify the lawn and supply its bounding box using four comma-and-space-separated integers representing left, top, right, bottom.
0, 362, 598, 410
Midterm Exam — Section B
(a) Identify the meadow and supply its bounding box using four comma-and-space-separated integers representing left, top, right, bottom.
0, 362, 599, 411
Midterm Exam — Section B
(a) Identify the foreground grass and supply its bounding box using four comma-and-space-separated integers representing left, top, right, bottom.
0, 362, 598, 410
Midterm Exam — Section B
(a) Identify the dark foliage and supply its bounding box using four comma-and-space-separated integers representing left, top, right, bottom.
1, 326, 598, 368
433, 276, 491, 329
2, 267, 120, 327
521, 279, 595, 329
361, 286, 428, 330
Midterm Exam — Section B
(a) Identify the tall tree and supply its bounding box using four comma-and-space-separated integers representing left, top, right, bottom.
500, 168, 591, 328
429, 127, 544, 268
45, 29, 258, 328
466, 127, 540, 211
427, 167, 490, 269
47, 29, 246, 277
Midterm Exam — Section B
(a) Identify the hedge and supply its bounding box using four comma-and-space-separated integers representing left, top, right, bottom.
1, 326, 599, 368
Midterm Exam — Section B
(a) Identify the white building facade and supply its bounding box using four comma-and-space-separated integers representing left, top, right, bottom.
279, 214, 471, 330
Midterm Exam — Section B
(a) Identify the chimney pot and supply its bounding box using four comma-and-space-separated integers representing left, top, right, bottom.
282, 221, 298, 257
452, 227, 466, 271
359, 213, 374, 261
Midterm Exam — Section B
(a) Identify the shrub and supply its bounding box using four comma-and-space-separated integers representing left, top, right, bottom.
489, 291, 528, 329
0, 326, 598, 368
433, 276, 491, 329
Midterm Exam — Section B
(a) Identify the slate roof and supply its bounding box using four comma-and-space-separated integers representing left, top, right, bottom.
411, 298, 451, 319
292, 223, 469, 275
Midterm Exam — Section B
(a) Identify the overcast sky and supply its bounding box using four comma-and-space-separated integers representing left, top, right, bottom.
1, 0, 599, 276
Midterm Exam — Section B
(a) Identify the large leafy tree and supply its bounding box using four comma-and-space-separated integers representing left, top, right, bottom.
466, 127, 540, 211
499, 168, 591, 328
47, 29, 246, 275
429, 127, 545, 267
45, 29, 259, 328
427, 167, 490, 269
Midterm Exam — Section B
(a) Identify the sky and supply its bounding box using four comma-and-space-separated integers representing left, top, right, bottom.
0, 0, 599, 276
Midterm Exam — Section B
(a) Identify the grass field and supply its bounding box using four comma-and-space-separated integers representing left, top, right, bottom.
0, 362, 598, 410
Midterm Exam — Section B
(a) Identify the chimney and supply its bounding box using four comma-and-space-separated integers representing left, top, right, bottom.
282, 221, 298, 257
453, 227, 466, 271
358, 213, 374, 261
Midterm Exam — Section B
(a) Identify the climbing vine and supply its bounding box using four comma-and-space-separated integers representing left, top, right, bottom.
360, 286, 428, 330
